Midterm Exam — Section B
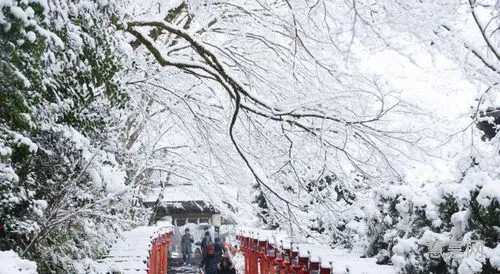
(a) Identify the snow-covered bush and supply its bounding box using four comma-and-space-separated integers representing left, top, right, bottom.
342, 149, 500, 274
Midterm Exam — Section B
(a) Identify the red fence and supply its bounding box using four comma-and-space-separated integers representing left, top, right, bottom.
237, 234, 332, 274
148, 231, 173, 274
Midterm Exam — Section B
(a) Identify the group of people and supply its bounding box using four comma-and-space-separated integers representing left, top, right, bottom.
180, 228, 236, 274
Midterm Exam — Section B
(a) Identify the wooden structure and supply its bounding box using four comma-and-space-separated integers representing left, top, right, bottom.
145, 199, 220, 226
237, 234, 332, 274
148, 231, 173, 274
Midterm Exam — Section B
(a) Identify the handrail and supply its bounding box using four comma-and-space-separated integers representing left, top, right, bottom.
236, 234, 332, 274
223, 241, 240, 274
147, 231, 173, 274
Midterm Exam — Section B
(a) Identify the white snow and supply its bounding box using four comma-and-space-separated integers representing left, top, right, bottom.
0, 250, 38, 274
14, 133, 38, 152
31, 199, 48, 217
0, 164, 19, 182
476, 179, 500, 207
100, 165, 127, 194
0, 0, 13, 7
35, 25, 64, 48
451, 210, 470, 239
145, 184, 210, 202
457, 258, 483, 274
417, 230, 446, 252
346, 220, 368, 235
488, 245, 500, 270
68, 31, 83, 47
25, 31, 36, 42
13, 69, 31, 88
9, 6, 29, 25
392, 237, 418, 255
100, 224, 173, 274
0, 146, 12, 156
303, 246, 395, 274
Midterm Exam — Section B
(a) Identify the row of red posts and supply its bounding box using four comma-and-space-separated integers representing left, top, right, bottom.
237, 233, 332, 274
148, 231, 173, 274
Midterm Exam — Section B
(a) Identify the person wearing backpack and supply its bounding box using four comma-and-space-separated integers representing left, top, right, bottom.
214, 237, 226, 263
201, 231, 212, 255
200, 245, 218, 274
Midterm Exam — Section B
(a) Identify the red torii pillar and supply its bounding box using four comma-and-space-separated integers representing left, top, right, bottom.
237, 233, 329, 274
250, 237, 259, 274
265, 247, 278, 274
274, 252, 284, 274
245, 237, 252, 274
148, 232, 172, 274
309, 262, 320, 274
297, 255, 310, 274
319, 266, 331, 274
257, 240, 268, 274
269, 248, 280, 274
240, 236, 252, 274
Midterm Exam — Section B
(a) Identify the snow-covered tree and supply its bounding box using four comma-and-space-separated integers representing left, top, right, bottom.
1, 0, 143, 272
1, 0, 498, 273
116, 1, 498, 272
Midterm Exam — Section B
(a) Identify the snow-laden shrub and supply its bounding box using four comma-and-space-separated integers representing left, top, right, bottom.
342, 158, 499, 274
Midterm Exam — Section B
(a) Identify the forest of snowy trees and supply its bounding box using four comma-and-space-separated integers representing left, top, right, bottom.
1, 0, 499, 273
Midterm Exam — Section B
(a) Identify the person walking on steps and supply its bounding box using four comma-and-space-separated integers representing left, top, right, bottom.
181, 228, 194, 265
217, 256, 236, 274
200, 245, 218, 274
201, 231, 212, 255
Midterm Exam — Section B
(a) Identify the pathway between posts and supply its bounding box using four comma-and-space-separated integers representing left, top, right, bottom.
98, 225, 395, 274
167, 255, 202, 274
98, 225, 173, 274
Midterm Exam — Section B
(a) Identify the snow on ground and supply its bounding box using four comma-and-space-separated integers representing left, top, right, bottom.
0, 250, 38, 274
99, 224, 173, 274
238, 228, 395, 274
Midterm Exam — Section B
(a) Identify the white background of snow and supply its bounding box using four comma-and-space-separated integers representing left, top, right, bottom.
145, 183, 239, 203
1, 0, 497, 273
0, 250, 38, 274
145, 184, 210, 202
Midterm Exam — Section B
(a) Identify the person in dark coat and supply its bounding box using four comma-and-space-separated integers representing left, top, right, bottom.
214, 237, 226, 263
200, 245, 218, 274
217, 256, 236, 274
201, 231, 212, 255
181, 228, 194, 265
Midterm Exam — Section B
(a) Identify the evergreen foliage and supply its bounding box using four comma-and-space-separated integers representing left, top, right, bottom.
1, 1, 142, 273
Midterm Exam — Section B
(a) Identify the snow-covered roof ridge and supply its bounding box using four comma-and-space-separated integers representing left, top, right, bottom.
145, 184, 210, 203
99, 224, 173, 274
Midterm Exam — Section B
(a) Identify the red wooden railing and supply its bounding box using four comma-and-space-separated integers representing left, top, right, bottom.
237, 234, 332, 274
148, 231, 173, 274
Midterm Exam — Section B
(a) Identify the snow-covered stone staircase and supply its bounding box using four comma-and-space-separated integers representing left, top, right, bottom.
100, 225, 172, 274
